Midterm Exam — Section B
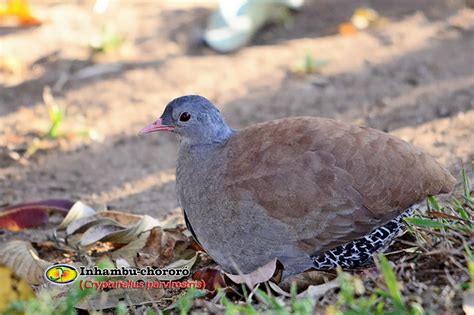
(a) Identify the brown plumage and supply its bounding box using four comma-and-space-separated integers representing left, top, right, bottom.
140, 95, 455, 278
223, 117, 455, 254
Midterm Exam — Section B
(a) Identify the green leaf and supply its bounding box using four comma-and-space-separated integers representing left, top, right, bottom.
291, 297, 313, 315
116, 302, 127, 315
178, 288, 205, 315
404, 217, 447, 229
461, 163, 473, 205
46, 103, 64, 139
376, 300, 385, 315
451, 199, 470, 221
427, 196, 441, 211
255, 289, 284, 311
221, 294, 240, 315
241, 304, 259, 315
378, 254, 405, 310
254, 289, 272, 306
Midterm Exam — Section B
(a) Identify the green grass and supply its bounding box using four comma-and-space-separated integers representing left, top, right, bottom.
42, 86, 65, 139
90, 23, 124, 55
292, 51, 329, 74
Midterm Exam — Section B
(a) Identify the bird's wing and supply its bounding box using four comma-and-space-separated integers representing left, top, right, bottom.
222, 117, 455, 255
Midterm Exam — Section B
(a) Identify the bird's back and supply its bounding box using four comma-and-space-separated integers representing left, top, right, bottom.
221, 117, 455, 252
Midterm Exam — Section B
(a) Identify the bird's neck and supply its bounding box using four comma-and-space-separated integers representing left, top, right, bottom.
179, 126, 235, 148
176, 127, 233, 177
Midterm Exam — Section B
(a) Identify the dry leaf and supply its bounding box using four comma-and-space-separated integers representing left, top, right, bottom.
159, 252, 199, 281
0, 240, 50, 285
141, 226, 163, 255
79, 224, 125, 246
0, 265, 35, 312
136, 225, 195, 267
95, 215, 160, 244
225, 258, 278, 288
77, 215, 159, 246
279, 269, 336, 292
111, 230, 151, 265
161, 228, 190, 259
96, 211, 144, 224
66, 210, 143, 235
268, 270, 338, 298
268, 281, 291, 297
0, 208, 48, 231
193, 268, 227, 292
297, 278, 339, 298
0, 199, 73, 231
57, 201, 96, 230
66, 216, 125, 235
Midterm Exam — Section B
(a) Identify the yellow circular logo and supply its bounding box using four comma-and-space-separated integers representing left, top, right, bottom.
45, 264, 78, 285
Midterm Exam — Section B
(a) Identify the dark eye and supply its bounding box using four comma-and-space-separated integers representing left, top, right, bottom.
179, 112, 191, 122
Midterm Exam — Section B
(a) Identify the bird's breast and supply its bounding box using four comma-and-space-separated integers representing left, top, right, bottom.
176, 146, 222, 211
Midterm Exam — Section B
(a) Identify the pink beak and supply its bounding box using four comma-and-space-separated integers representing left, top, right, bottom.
139, 118, 175, 135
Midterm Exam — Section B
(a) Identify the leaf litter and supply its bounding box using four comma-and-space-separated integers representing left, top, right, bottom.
0, 198, 341, 312
0, 240, 50, 285
1, 167, 473, 314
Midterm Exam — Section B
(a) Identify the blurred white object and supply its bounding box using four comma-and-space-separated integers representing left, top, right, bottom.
93, 0, 109, 14
204, 0, 304, 53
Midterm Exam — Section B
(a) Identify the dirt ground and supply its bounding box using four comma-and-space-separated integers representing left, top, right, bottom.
1, 0, 473, 221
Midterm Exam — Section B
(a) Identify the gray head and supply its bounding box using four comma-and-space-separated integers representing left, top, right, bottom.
139, 95, 233, 146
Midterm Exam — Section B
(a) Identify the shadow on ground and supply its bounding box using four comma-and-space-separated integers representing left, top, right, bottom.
2, 29, 472, 217
0, 0, 467, 117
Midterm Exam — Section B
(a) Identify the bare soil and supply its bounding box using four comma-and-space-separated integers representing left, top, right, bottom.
1, 0, 473, 221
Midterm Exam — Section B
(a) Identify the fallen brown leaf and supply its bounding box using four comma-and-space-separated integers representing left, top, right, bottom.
297, 278, 339, 299
57, 201, 96, 230
160, 252, 199, 281
225, 258, 278, 288
60, 203, 160, 247
79, 224, 125, 246
279, 269, 336, 292
0, 199, 73, 231
193, 268, 226, 292
0, 240, 50, 285
111, 230, 151, 265
91, 215, 160, 244
137, 226, 195, 267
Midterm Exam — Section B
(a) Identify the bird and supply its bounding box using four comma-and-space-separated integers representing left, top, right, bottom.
140, 95, 455, 278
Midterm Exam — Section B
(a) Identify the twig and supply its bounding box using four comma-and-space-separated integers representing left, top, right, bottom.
448, 255, 468, 274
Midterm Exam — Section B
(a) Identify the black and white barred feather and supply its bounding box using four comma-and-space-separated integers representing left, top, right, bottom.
311, 205, 416, 269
